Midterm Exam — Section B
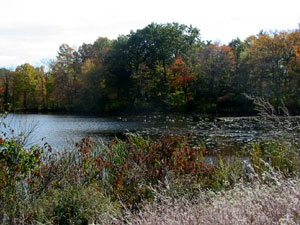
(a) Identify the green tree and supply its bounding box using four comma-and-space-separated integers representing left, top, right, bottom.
12, 64, 45, 110
103, 36, 132, 112
128, 23, 201, 81
0, 68, 11, 106
195, 44, 235, 99
229, 38, 248, 92
51, 44, 77, 109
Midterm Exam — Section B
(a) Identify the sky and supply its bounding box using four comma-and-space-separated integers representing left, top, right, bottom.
0, 0, 300, 68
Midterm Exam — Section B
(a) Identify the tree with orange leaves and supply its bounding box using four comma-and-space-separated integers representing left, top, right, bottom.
170, 57, 195, 89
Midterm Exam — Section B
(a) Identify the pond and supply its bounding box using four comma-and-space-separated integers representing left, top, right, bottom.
1, 113, 298, 153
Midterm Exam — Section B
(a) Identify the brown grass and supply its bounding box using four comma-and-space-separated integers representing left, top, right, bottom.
117, 174, 300, 225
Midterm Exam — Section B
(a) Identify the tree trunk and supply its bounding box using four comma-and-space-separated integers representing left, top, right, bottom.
23, 91, 27, 110
163, 59, 167, 81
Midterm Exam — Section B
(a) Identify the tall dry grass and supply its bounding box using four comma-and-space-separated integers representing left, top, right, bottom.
118, 173, 300, 225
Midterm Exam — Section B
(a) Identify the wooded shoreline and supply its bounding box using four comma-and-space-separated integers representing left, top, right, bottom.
1, 22, 300, 115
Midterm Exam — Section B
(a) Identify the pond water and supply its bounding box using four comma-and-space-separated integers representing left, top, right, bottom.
1, 113, 299, 153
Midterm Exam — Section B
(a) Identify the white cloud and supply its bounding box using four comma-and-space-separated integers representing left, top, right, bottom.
0, 0, 300, 67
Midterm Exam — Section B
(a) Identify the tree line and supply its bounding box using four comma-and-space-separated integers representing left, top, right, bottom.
1, 22, 300, 115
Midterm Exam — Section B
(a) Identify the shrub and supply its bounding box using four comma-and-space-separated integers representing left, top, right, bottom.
0, 139, 43, 224
0, 138, 42, 190
249, 138, 300, 176
103, 133, 208, 208
34, 184, 120, 225
1, 184, 120, 225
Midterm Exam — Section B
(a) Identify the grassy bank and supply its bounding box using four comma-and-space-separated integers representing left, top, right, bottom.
1, 117, 300, 224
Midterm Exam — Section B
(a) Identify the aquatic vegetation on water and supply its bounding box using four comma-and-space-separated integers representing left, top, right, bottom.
1, 109, 300, 224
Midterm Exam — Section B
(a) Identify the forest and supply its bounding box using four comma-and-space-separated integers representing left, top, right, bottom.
1, 22, 300, 115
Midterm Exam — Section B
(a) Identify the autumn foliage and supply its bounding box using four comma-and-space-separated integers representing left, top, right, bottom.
170, 57, 195, 88
1, 23, 300, 114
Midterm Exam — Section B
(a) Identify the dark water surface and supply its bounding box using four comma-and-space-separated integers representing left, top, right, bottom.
2, 113, 298, 152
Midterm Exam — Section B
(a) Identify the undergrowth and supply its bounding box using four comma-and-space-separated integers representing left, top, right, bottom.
1, 106, 300, 224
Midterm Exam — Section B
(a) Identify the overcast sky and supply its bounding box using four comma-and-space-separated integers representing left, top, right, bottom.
1, 0, 300, 68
